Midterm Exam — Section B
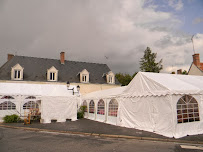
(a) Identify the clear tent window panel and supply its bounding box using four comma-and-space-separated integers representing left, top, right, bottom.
1, 96, 14, 99
0, 101, 16, 110
83, 100, 87, 112
177, 95, 200, 124
23, 101, 39, 109
89, 100, 95, 114
108, 99, 118, 117
97, 99, 105, 115
25, 96, 36, 99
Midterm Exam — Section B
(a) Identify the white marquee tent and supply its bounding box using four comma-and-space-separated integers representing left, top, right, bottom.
82, 72, 203, 138
0, 82, 78, 123
118, 72, 203, 138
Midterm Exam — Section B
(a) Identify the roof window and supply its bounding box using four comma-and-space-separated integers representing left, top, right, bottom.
11, 64, 24, 80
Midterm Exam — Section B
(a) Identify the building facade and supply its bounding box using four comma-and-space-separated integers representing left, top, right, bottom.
0, 52, 120, 95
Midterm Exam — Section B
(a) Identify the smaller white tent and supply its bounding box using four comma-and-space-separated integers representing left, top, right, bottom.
0, 82, 78, 123
82, 86, 126, 124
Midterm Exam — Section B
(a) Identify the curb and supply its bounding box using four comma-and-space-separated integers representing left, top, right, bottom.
0, 124, 203, 145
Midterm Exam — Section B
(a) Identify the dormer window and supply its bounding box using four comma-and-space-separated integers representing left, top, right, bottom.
82, 74, 87, 82
50, 72, 56, 81
106, 71, 115, 84
109, 75, 113, 83
11, 64, 24, 80
14, 70, 21, 79
47, 66, 58, 81
80, 69, 89, 83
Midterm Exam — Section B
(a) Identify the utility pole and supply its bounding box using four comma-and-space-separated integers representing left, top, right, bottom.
191, 35, 195, 54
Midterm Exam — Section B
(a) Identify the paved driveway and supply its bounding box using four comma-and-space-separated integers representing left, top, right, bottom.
2, 118, 203, 143
1, 127, 203, 152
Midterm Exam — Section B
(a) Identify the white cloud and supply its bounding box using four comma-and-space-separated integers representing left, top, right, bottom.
0, 0, 202, 75
168, 0, 183, 11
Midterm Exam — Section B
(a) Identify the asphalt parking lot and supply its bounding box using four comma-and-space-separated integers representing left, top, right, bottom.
2, 118, 203, 143
1, 127, 203, 152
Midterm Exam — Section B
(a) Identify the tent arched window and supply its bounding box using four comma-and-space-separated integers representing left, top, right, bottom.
89, 100, 95, 114
83, 100, 87, 112
177, 95, 200, 123
1, 96, 14, 99
0, 101, 16, 110
108, 99, 118, 117
97, 99, 105, 115
23, 101, 39, 109
25, 96, 36, 99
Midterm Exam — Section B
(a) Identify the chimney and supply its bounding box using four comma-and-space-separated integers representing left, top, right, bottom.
192, 53, 200, 68
60, 52, 65, 64
8, 54, 14, 61
177, 69, 182, 74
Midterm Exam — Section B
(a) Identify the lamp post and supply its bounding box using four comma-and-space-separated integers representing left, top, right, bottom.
67, 81, 80, 95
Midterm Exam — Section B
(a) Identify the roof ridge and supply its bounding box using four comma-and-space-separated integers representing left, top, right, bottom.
15, 55, 107, 65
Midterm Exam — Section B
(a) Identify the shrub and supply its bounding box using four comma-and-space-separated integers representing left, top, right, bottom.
77, 112, 84, 119
77, 105, 87, 119
3, 114, 20, 123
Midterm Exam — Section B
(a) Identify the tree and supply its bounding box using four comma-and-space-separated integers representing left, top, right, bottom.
182, 70, 188, 75
140, 47, 163, 73
132, 72, 138, 79
115, 73, 134, 86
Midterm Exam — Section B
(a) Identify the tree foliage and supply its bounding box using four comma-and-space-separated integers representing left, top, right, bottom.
182, 70, 188, 75
140, 47, 163, 73
115, 72, 137, 86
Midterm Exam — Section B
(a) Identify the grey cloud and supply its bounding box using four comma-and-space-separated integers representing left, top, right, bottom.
0, 0, 202, 75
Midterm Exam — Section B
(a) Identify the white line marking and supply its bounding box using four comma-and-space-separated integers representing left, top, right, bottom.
181, 145, 203, 150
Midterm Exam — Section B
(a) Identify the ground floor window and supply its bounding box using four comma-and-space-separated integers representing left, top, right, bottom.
108, 99, 118, 117
177, 95, 200, 123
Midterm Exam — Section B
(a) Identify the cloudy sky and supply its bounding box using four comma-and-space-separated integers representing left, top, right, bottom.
0, 0, 203, 74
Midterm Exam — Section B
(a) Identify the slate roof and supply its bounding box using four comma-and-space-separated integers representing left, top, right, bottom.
0, 56, 120, 84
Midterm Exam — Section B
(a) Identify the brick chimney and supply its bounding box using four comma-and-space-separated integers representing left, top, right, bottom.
177, 69, 182, 74
60, 52, 65, 64
192, 53, 200, 68
8, 54, 14, 61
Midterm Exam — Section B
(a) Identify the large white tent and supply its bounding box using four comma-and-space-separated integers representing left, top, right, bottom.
0, 82, 78, 123
82, 72, 203, 138
118, 72, 203, 138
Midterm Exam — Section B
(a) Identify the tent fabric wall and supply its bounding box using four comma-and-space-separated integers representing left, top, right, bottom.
118, 95, 175, 137
0, 97, 19, 122
0, 95, 41, 122
82, 87, 126, 124
81, 98, 120, 125
41, 96, 78, 123
172, 95, 203, 138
